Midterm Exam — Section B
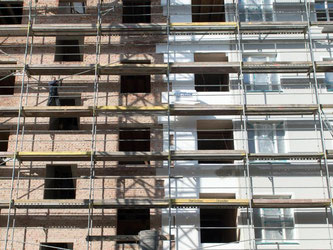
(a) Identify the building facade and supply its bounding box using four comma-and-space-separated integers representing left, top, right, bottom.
0, 0, 333, 249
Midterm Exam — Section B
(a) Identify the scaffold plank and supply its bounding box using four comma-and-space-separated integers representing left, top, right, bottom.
1, 61, 333, 76
0, 198, 331, 209
252, 199, 331, 208
0, 104, 328, 117
9, 150, 245, 161
0, 22, 317, 37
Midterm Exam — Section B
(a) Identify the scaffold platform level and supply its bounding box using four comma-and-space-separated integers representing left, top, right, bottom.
0, 150, 329, 162
0, 22, 331, 36
0, 104, 329, 117
0, 198, 330, 209
2, 61, 333, 75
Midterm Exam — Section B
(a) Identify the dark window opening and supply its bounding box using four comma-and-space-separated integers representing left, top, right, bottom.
192, 0, 225, 22
121, 60, 151, 93
44, 165, 76, 199
0, 75, 15, 95
197, 120, 234, 163
197, 131, 234, 163
55, 39, 83, 62
0, 131, 9, 152
200, 208, 237, 243
119, 128, 150, 165
123, 0, 151, 23
0, 131, 9, 166
117, 209, 150, 243
49, 98, 79, 130
195, 74, 229, 92
40, 243, 73, 250
0, 3, 23, 25
194, 53, 229, 92
121, 75, 151, 93
58, 1, 86, 14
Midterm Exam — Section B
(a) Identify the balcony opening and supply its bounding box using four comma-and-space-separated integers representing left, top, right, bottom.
117, 209, 150, 243
121, 60, 151, 93
49, 97, 80, 130
40, 243, 73, 250
55, 37, 83, 62
58, 1, 86, 14
194, 53, 229, 91
44, 165, 76, 199
200, 193, 238, 243
0, 2, 23, 24
123, 0, 151, 23
119, 128, 150, 165
192, 0, 225, 22
0, 75, 15, 95
197, 120, 234, 163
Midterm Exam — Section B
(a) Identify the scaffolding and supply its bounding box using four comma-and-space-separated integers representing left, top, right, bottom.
1, 0, 333, 249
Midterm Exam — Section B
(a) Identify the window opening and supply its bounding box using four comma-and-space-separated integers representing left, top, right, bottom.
49, 97, 80, 130
194, 53, 229, 92
0, 3, 23, 24
121, 60, 151, 93
253, 195, 295, 244
192, 0, 225, 22
243, 55, 280, 91
239, 0, 273, 22
200, 193, 238, 243
44, 165, 76, 199
40, 243, 73, 250
55, 38, 83, 62
248, 122, 285, 154
58, 1, 85, 14
315, 1, 333, 21
197, 120, 234, 163
123, 0, 151, 23
117, 209, 150, 243
0, 75, 15, 95
119, 128, 150, 165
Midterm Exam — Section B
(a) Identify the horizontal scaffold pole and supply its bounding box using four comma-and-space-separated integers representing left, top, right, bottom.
0, 150, 330, 162
0, 198, 331, 209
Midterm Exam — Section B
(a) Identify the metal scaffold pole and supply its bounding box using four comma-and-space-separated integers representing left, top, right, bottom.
86, 1, 102, 249
4, 1, 33, 249
235, 0, 254, 248
166, 0, 173, 249
305, 0, 333, 245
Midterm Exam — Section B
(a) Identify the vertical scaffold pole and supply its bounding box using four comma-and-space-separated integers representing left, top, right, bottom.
4, 1, 32, 249
305, 0, 333, 243
235, 0, 254, 248
166, 0, 172, 249
86, 1, 102, 250
10, 1, 36, 248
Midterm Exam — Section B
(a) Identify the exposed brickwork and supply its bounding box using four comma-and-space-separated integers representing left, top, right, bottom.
0, 0, 167, 249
